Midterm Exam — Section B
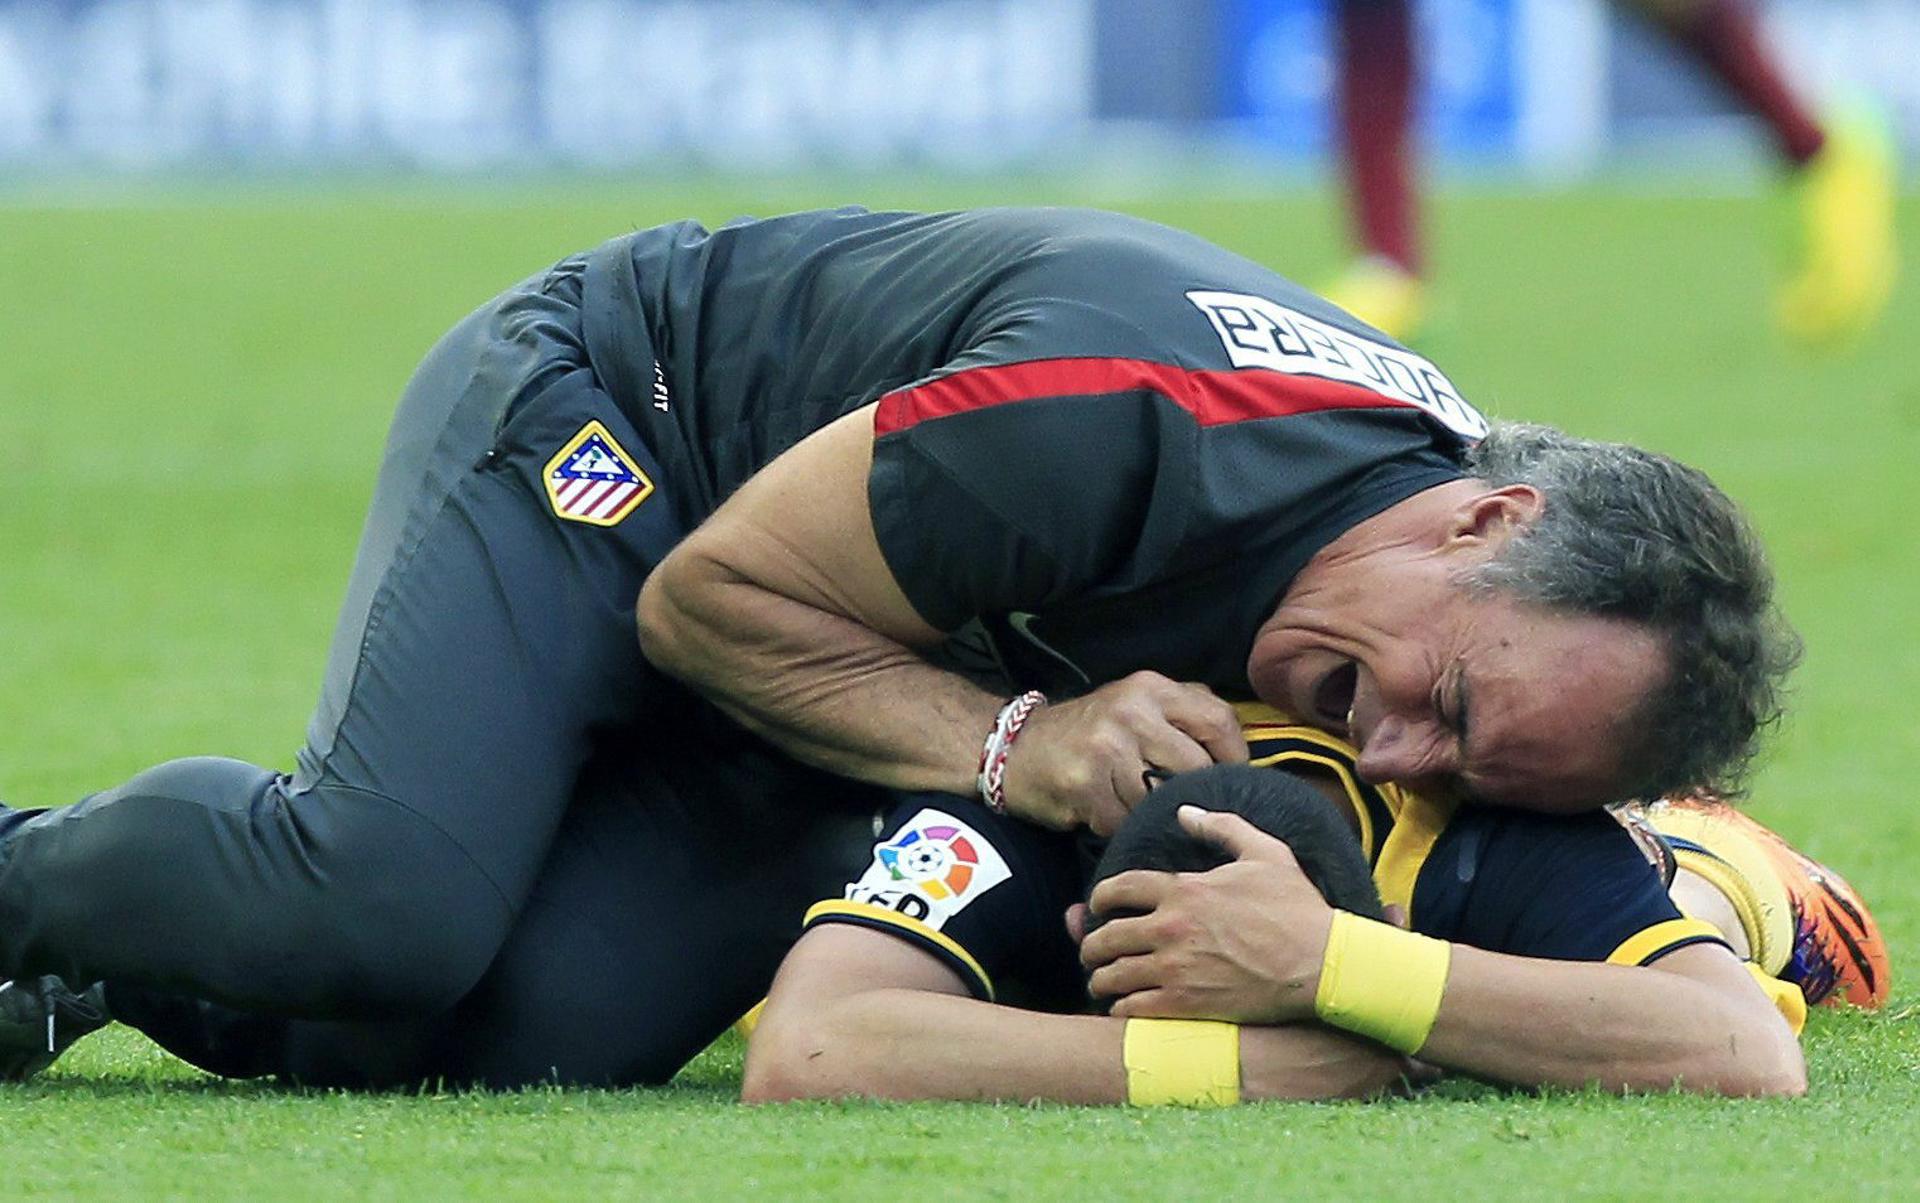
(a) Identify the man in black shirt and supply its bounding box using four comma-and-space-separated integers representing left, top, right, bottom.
0, 208, 1795, 1084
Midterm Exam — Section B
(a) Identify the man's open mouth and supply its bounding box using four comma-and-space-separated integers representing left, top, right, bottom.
1312, 660, 1357, 733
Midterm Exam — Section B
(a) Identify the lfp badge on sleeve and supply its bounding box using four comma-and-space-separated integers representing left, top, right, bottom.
543, 421, 655, 527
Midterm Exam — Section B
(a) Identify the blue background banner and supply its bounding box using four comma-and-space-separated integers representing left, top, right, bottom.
1221, 0, 1523, 159
0, 0, 1910, 173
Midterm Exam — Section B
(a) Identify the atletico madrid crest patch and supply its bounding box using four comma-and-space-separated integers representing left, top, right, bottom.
543, 421, 654, 527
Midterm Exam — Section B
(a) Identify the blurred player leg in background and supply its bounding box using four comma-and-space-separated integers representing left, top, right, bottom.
1323, 0, 1896, 347
1628, 0, 1897, 345
1324, 0, 1426, 342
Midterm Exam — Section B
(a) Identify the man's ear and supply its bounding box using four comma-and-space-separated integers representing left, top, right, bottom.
1447, 484, 1543, 551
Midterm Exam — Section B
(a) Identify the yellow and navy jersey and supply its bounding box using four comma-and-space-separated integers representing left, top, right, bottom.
804, 710, 1729, 1007
802, 797, 1089, 1010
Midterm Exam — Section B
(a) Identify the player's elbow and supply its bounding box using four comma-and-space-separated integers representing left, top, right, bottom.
1721, 1020, 1807, 1098
635, 546, 710, 683
739, 1048, 807, 1104
1667, 1006, 1807, 1099
1749, 1050, 1809, 1099
740, 1010, 840, 1104
742, 993, 905, 1104
1683, 1045, 1806, 1099
738, 1019, 796, 1103
1712, 984, 1808, 1098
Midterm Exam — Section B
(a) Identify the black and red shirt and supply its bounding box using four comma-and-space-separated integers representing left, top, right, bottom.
611, 207, 1488, 696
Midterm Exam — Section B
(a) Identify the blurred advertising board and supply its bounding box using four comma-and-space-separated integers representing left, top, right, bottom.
0, 0, 1094, 168
1220, 0, 1608, 175
0, 0, 1910, 171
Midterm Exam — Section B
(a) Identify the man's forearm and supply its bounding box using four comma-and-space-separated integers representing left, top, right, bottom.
639, 556, 996, 794
635, 405, 999, 795
1415, 944, 1805, 1095
1086, 812, 1806, 1098
746, 989, 1122, 1104
635, 405, 1246, 833
743, 988, 1405, 1105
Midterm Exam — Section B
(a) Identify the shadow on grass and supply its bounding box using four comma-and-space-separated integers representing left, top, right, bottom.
11, 1073, 744, 1106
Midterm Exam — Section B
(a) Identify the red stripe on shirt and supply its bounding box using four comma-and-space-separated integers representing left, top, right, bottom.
872, 357, 1422, 435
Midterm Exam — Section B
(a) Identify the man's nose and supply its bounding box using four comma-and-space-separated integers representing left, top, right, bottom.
1354, 715, 1455, 787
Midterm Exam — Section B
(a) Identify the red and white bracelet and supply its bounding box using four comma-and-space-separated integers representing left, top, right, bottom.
977, 690, 1048, 814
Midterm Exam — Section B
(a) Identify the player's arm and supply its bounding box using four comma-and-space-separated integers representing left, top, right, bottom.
1082, 807, 1805, 1097
1411, 940, 1799, 1094
636, 405, 995, 794
740, 924, 1409, 1105
635, 402, 1244, 834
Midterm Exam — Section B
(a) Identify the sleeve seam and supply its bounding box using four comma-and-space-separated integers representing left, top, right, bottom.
803, 899, 998, 1001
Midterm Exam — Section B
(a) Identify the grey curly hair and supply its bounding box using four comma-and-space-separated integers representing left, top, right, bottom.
1460, 422, 1800, 800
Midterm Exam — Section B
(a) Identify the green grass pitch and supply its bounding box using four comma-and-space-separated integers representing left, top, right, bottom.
2, 180, 1917, 1199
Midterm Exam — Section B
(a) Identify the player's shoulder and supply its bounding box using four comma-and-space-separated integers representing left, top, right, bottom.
1416, 803, 1698, 964
1433, 804, 1656, 890
1463, 802, 1645, 844
970, 207, 1336, 311
803, 790, 1086, 1008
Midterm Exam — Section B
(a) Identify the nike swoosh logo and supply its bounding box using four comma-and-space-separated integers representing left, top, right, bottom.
1006, 611, 1091, 687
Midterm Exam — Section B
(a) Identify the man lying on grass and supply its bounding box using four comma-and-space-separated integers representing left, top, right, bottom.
6, 713, 1883, 1091
744, 710, 1887, 1104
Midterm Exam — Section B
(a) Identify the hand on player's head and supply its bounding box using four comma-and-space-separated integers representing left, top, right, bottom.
1083, 764, 1381, 934
1077, 764, 1381, 1018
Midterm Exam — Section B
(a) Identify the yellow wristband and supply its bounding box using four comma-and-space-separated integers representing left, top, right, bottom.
1313, 911, 1452, 1055
1122, 1018, 1241, 1107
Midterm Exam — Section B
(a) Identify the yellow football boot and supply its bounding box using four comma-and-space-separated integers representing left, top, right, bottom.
1775, 104, 1898, 348
1630, 795, 1891, 1010
1321, 256, 1427, 345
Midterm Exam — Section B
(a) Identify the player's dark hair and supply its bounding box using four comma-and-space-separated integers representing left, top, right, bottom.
1462, 422, 1801, 801
1084, 764, 1382, 948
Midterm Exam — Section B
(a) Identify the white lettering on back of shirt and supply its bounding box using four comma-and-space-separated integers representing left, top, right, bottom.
1186, 289, 1489, 440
